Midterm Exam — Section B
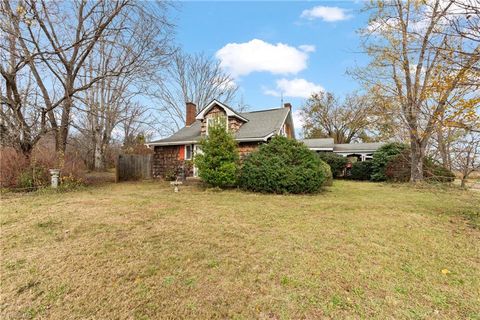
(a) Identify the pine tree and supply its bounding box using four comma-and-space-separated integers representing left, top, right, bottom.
194, 117, 239, 188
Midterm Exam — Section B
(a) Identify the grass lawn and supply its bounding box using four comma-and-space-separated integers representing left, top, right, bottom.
1, 180, 479, 319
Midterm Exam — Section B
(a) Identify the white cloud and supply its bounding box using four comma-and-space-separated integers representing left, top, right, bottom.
215, 39, 310, 77
301, 6, 352, 22
215, 77, 237, 90
264, 78, 324, 99
299, 44, 316, 53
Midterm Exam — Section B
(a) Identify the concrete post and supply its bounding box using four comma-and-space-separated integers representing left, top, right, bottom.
49, 169, 60, 188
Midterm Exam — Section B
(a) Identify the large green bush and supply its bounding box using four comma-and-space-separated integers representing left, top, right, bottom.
349, 161, 374, 181
194, 118, 239, 188
371, 142, 409, 181
316, 152, 349, 178
239, 136, 328, 194
320, 159, 333, 186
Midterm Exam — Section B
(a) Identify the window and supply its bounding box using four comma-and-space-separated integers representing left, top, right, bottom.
206, 116, 227, 135
185, 144, 193, 160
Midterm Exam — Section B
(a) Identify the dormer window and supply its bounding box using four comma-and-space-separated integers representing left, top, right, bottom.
197, 100, 248, 137
206, 115, 228, 135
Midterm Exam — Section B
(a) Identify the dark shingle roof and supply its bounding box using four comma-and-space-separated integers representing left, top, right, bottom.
301, 138, 334, 149
149, 121, 203, 145
148, 108, 290, 146
333, 143, 384, 153
236, 108, 289, 139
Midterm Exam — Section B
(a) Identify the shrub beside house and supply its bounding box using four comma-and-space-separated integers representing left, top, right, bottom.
316, 152, 349, 178
239, 136, 329, 194
194, 118, 239, 188
349, 161, 374, 181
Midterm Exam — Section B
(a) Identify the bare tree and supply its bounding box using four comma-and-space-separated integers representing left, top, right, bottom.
450, 130, 480, 187
0, 31, 48, 160
74, 6, 172, 171
3, 0, 129, 160
300, 91, 375, 143
1, 0, 174, 169
354, 0, 480, 182
151, 51, 238, 133
0, 6, 48, 159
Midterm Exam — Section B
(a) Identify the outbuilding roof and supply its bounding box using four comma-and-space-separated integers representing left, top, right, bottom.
333, 142, 385, 153
301, 138, 334, 150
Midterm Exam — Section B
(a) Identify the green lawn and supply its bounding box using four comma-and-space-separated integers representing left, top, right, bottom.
1, 181, 479, 319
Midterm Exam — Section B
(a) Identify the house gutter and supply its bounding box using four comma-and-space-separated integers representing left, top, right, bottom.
146, 133, 275, 147
309, 147, 334, 151
146, 140, 199, 147
333, 150, 378, 153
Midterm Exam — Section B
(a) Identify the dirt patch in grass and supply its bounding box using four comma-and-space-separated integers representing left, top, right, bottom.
1, 180, 479, 319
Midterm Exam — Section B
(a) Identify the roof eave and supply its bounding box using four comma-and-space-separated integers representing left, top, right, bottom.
146, 140, 199, 147
146, 133, 274, 146
309, 147, 334, 151
334, 150, 378, 153
195, 99, 249, 122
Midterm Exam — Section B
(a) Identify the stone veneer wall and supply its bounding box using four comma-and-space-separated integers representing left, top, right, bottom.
238, 142, 261, 159
229, 117, 244, 133
153, 145, 193, 179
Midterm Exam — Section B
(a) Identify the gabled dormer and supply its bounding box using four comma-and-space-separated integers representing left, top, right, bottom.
196, 99, 248, 136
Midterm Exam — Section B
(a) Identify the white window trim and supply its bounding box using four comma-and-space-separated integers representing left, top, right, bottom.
193, 145, 202, 177
184, 144, 193, 160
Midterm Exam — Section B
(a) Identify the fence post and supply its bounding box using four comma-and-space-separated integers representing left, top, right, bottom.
115, 155, 120, 183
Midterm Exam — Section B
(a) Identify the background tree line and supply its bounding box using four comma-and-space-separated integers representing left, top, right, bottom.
301, 0, 479, 183
0, 0, 238, 185
1, 0, 478, 187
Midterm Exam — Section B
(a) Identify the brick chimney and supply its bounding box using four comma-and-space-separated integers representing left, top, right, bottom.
283, 103, 292, 111
186, 102, 196, 126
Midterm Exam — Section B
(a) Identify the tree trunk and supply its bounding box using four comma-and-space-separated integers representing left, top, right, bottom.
19, 143, 34, 166
94, 142, 106, 171
460, 176, 467, 188
436, 128, 450, 169
54, 93, 74, 168
410, 137, 424, 183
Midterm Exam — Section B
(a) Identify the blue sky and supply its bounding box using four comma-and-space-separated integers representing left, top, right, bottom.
172, 1, 371, 118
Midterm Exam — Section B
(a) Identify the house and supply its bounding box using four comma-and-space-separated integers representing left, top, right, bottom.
147, 99, 384, 179
302, 138, 384, 161
147, 99, 295, 178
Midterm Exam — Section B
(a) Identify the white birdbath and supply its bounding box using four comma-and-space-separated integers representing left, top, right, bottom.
49, 169, 60, 188
170, 179, 183, 192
